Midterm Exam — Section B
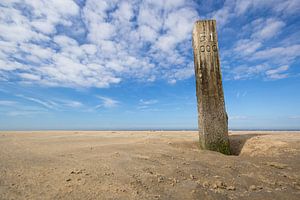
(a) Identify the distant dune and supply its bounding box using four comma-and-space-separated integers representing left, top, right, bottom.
0, 131, 299, 199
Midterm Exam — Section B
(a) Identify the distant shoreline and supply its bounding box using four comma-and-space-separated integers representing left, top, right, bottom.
1, 129, 300, 132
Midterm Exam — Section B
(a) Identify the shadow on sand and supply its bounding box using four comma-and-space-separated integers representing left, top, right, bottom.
171, 133, 265, 156
229, 133, 265, 155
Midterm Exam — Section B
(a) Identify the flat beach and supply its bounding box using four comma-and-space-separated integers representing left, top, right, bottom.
0, 131, 299, 200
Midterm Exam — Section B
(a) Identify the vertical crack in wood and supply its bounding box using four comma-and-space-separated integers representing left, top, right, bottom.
192, 20, 230, 155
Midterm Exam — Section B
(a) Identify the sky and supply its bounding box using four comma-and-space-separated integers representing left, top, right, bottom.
0, 0, 300, 130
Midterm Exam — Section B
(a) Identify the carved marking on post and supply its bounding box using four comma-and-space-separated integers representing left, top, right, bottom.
192, 20, 230, 155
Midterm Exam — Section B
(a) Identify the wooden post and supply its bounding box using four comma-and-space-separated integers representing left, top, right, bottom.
192, 20, 230, 154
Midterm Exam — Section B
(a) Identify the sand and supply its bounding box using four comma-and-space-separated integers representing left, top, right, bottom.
0, 131, 299, 200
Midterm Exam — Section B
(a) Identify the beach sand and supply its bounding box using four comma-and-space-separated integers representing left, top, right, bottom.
0, 131, 299, 199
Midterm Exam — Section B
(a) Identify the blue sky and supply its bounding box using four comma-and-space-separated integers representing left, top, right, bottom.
0, 0, 300, 130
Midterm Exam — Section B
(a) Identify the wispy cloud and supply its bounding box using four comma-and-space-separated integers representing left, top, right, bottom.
227, 64, 270, 80
139, 99, 158, 105
16, 95, 57, 109
288, 115, 300, 119
96, 96, 119, 108
16, 94, 57, 109
62, 100, 83, 108
54, 99, 83, 108
6, 110, 46, 117
229, 115, 250, 120
209, 0, 299, 81
14, 94, 85, 111
137, 99, 159, 110
265, 65, 289, 80
0, 100, 17, 106
236, 91, 247, 98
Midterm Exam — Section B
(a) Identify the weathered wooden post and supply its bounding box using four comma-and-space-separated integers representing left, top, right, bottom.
192, 20, 230, 154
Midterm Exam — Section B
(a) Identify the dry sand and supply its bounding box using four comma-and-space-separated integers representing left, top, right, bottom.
0, 131, 299, 200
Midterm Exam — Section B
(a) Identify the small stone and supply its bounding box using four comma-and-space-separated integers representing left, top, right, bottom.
249, 185, 256, 191
257, 185, 263, 190
66, 178, 71, 182
212, 184, 218, 189
265, 162, 287, 169
226, 186, 236, 191
172, 178, 179, 184
191, 190, 196, 193
213, 180, 226, 189
276, 181, 284, 186
190, 174, 196, 180
282, 174, 287, 178
158, 177, 164, 183
202, 181, 210, 188
182, 162, 190, 165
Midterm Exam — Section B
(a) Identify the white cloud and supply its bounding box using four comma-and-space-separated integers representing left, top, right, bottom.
211, 5, 232, 27
228, 64, 270, 80
1, 0, 298, 85
229, 115, 249, 120
139, 99, 158, 105
265, 65, 289, 80
223, 13, 295, 80
56, 100, 83, 108
137, 99, 159, 110
252, 45, 300, 64
252, 18, 285, 40
234, 0, 300, 15
6, 110, 46, 117
273, 0, 300, 14
96, 96, 119, 108
234, 18, 285, 56
16, 95, 57, 109
288, 115, 300, 119
19, 73, 41, 81
13, 94, 86, 111
0, 0, 199, 88
0, 100, 17, 106
234, 39, 262, 56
